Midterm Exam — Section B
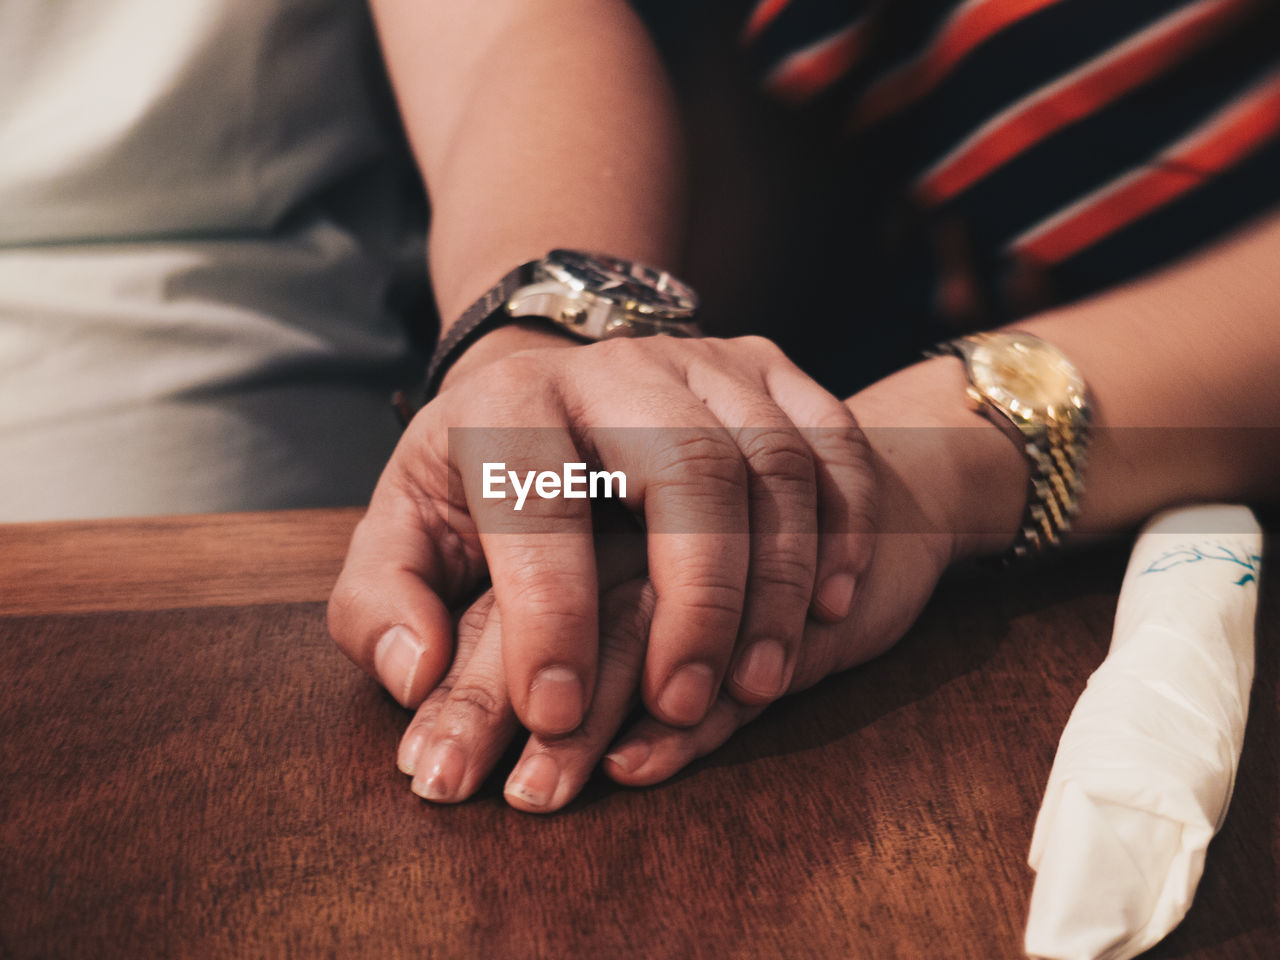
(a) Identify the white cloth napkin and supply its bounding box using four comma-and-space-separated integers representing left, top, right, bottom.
1024, 503, 1263, 960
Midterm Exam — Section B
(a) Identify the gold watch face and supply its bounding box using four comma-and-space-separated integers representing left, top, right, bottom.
968, 332, 1087, 424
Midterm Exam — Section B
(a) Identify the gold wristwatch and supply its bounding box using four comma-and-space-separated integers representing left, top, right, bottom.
929, 331, 1093, 561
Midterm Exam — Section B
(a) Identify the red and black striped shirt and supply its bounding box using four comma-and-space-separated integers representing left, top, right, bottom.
744, 0, 1280, 329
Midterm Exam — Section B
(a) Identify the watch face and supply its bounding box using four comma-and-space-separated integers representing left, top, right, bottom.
542, 250, 698, 319
969, 333, 1088, 422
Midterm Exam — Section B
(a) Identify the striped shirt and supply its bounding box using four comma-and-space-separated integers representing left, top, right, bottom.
744, 0, 1280, 333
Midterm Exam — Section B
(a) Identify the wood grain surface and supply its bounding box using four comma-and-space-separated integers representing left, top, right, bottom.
0, 512, 1276, 959
0, 508, 362, 615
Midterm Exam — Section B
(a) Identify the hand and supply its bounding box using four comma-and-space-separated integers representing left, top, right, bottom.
395, 440, 951, 811
328, 332, 878, 740
604, 457, 952, 787
396, 529, 653, 812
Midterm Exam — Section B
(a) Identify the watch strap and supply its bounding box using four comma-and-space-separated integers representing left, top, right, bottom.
1009, 416, 1089, 561
422, 259, 541, 402
929, 335, 1091, 564
396, 251, 702, 425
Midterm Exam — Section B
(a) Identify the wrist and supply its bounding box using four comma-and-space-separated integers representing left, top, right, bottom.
847, 357, 1028, 567
438, 321, 580, 393
432, 249, 698, 397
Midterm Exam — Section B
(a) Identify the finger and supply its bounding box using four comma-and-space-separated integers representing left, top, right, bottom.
763, 355, 878, 623
449, 360, 600, 737
592, 516, 649, 590
686, 355, 821, 706
399, 593, 524, 803
602, 694, 765, 787
504, 578, 656, 813
634, 428, 749, 727
563, 343, 751, 729
328, 445, 469, 708
396, 591, 494, 777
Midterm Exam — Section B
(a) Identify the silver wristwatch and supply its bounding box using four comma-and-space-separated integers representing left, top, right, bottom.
418, 249, 701, 404
930, 331, 1093, 561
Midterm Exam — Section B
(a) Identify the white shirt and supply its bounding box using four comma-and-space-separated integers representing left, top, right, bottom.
0, 0, 427, 519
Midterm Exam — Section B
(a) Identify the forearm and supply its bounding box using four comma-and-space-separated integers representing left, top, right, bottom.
849, 208, 1280, 562
369, 0, 686, 329
1029, 209, 1280, 529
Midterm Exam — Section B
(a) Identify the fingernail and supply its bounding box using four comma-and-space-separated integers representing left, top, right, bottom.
411, 741, 465, 802
815, 572, 857, 620
505, 753, 560, 809
733, 640, 787, 699
527, 666, 584, 735
604, 741, 651, 775
397, 726, 429, 776
374, 625, 425, 706
658, 662, 716, 726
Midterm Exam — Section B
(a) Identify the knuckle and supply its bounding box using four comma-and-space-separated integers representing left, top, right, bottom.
739, 428, 815, 484
516, 603, 596, 641
807, 398, 860, 433
808, 419, 872, 470
534, 488, 593, 523
441, 681, 506, 732
501, 569, 597, 634
597, 641, 642, 679
484, 483, 592, 529
503, 565, 593, 613
669, 578, 745, 624
731, 334, 782, 359
653, 433, 746, 491
750, 550, 817, 596
665, 550, 743, 591
404, 703, 440, 737
455, 593, 494, 638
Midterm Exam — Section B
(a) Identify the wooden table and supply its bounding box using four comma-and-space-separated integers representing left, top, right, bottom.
1, 510, 1276, 959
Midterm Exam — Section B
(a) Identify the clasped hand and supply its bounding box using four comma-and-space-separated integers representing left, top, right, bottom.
329, 334, 920, 810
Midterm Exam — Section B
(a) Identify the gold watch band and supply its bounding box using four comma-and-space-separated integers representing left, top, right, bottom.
928, 332, 1092, 563
1013, 418, 1089, 560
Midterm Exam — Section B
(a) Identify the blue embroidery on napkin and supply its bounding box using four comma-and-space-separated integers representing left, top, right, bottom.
1140, 543, 1262, 586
